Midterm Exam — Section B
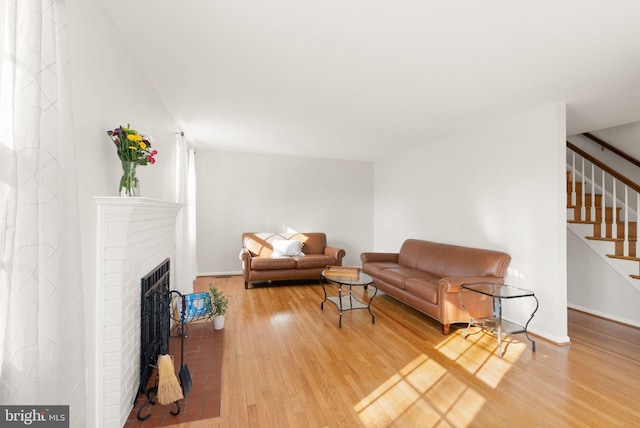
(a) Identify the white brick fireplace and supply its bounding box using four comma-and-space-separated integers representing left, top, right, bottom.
94, 197, 182, 427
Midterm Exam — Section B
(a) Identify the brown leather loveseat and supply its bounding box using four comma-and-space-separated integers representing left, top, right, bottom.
241, 232, 346, 289
361, 239, 511, 334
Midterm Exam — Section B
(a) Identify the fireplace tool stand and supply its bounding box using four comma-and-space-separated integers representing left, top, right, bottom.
170, 290, 197, 397
136, 287, 181, 420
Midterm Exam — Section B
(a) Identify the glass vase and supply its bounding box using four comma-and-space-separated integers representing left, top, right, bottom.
119, 160, 139, 197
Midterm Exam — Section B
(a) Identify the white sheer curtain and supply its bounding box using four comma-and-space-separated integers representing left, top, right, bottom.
0, 0, 86, 425
175, 132, 198, 294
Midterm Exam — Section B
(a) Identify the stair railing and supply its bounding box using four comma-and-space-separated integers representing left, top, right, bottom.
582, 132, 640, 168
567, 141, 640, 258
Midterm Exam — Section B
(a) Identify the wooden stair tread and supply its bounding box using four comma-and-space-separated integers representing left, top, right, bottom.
568, 219, 638, 225
586, 236, 625, 242
568, 220, 599, 225
567, 217, 637, 225
607, 254, 640, 262
629, 275, 640, 280
567, 214, 638, 226
587, 236, 637, 242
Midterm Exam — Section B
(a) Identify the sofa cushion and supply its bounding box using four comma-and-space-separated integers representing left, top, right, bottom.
362, 262, 401, 277
251, 257, 297, 270
290, 233, 327, 255
293, 254, 335, 269
244, 233, 276, 257
378, 267, 428, 290
405, 277, 439, 305
396, 239, 511, 278
397, 239, 430, 268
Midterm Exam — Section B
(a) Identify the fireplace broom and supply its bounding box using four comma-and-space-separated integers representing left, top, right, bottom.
157, 353, 184, 405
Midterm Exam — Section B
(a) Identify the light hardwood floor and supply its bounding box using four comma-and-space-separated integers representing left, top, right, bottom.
167, 276, 640, 427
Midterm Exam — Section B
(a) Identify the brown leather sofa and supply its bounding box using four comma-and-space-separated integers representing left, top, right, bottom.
361, 239, 511, 334
241, 232, 346, 289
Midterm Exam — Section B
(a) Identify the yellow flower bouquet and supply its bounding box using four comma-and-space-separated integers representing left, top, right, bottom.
107, 124, 158, 196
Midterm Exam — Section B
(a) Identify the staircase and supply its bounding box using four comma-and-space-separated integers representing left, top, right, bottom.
567, 136, 640, 288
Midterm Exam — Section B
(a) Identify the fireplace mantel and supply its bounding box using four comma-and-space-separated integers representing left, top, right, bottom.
95, 196, 183, 211
94, 197, 182, 427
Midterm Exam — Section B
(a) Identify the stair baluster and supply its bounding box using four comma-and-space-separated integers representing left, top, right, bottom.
590, 164, 596, 221
581, 158, 586, 221
612, 177, 617, 239
571, 152, 577, 206
601, 169, 606, 237
624, 185, 629, 256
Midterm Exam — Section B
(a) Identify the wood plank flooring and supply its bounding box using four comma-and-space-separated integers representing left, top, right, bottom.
165, 276, 640, 427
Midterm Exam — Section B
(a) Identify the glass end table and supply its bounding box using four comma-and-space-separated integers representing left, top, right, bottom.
459, 282, 539, 358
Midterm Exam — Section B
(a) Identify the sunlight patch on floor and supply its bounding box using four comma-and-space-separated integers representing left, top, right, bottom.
269, 311, 293, 326
422, 373, 486, 427
354, 354, 485, 427
435, 328, 526, 388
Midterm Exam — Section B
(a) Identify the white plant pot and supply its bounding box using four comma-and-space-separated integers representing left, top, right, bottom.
213, 315, 225, 330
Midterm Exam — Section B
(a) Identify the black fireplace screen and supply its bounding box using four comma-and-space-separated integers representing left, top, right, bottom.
138, 258, 171, 403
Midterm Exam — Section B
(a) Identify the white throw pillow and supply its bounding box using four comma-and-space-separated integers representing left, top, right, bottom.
272, 239, 305, 257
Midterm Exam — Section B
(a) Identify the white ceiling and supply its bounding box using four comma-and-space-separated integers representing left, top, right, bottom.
101, 0, 640, 161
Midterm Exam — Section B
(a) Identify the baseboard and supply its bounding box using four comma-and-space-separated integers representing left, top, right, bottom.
198, 271, 242, 277
568, 304, 640, 329
526, 327, 571, 346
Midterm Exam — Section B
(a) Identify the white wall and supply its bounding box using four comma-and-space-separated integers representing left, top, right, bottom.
373, 103, 569, 343
196, 150, 373, 273
568, 231, 640, 327
67, 0, 181, 425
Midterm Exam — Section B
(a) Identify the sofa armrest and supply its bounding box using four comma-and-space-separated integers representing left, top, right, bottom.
439, 276, 505, 293
324, 246, 346, 265
239, 247, 252, 261
239, 248, 253, 274
360, 252, 399, 264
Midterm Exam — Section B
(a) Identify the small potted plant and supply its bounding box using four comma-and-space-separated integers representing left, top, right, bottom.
209, 284, 229, 330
